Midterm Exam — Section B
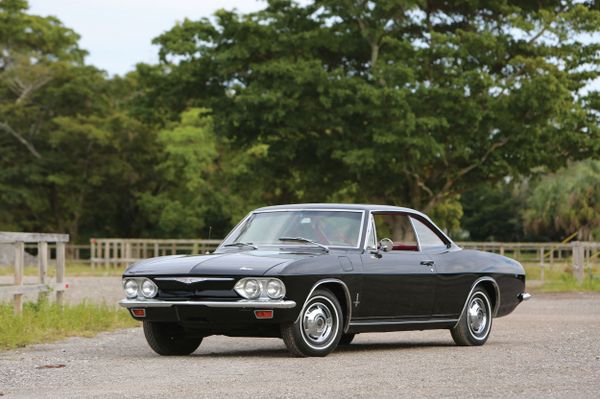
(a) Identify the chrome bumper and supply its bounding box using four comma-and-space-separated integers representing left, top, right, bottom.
518, 293, 532, 302
119, 298, 297, 309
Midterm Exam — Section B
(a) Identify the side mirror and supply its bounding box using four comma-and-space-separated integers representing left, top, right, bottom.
379, 238, 394, 252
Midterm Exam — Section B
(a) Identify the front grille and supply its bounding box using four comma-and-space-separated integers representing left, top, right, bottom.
153, 277, 238, 300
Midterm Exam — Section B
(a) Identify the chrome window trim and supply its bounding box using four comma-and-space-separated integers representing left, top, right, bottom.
219, 209, 366, 250
295, 278, 353, 333
119, 298, 296, 309
363, 212, 378, 251
408, 215, 423, 252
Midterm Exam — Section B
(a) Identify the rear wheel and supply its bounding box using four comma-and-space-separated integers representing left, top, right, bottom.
281, 289, 343, 357
143, 321, 202, 356
450, 288, 493, 346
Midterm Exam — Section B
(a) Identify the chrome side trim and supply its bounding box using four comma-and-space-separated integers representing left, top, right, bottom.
350, 319, 458, 326
454, 277, 501, 328
119, 298, 296, 309
296, 278, 353, 333
518, 292, 532, 301
154, 277, 234, 283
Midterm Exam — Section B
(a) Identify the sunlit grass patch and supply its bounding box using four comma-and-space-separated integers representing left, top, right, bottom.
0, 300, 137, 351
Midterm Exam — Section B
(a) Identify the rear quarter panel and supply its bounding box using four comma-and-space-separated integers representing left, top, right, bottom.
432, 249, 526, 318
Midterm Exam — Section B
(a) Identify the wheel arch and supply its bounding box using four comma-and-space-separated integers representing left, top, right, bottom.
455, 276, 501, 327
296, 278, 352, 333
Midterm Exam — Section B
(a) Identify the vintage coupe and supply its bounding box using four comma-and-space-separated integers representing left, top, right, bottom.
120, 204, 530, 357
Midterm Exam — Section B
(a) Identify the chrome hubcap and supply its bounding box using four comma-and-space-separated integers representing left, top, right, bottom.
302, 301, 334, 345
467, 297, 488, 336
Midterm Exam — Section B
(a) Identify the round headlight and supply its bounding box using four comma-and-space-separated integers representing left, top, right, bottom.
266, 279, 285, 299
141, 279, 158, 298
243, 279, 261, 299
123, 279, 138, 298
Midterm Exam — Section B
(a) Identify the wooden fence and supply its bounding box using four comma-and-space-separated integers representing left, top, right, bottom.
90, 238, 222, 268
52, 238, 600, 284
0, 232, 69, 314
458, 241, 600, 283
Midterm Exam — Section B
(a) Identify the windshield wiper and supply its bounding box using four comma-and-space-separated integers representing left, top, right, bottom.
223, 242, 258, 250
278, 237, 329, 252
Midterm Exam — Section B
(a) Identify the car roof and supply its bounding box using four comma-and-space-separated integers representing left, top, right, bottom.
254, 203, 429, 218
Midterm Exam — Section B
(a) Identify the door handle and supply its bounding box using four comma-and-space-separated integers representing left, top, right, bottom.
420, 260, 434, 267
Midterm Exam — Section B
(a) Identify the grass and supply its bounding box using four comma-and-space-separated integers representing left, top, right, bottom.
523, 262, 600, 293
0, 300, 138, 351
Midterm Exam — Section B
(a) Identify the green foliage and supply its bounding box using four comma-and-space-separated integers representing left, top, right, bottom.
141, 0, 600, 231
0, 300, 137, 350
524, 160, 600, 241
1, 1, 600, 241
462, 181, 527, 241
137, 108, 218, 236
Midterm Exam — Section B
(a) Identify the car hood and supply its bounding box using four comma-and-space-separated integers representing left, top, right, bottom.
123, 250, 317, 276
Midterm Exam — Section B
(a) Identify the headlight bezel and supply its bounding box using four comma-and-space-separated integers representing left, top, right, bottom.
122, 277, 158, 299
234, 277, 286, 300
123, 279, 139, 298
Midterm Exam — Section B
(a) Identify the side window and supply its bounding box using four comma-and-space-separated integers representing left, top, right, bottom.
372, 213, 418, 251
410, 217, 447, 251
365, 216, 377, 250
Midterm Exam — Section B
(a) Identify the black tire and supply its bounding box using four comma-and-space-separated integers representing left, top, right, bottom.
338, 333, 355, 346
281, 289, 343, 357
143, 321, 202, 356
450, 288, 493, 346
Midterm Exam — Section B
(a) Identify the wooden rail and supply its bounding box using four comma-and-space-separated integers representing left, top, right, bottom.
64, 238, 600, 284
90, 238, 222, 268
0, 232, 69, 314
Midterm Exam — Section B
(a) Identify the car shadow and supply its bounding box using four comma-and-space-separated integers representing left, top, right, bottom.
190, 340, 455, 358
336, 341, 455, 353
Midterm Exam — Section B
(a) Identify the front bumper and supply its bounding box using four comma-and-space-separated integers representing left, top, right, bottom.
119, 298, 296, 309
119, 298, 299, 328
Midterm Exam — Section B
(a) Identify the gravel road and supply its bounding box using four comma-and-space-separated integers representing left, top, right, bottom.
1, 293, 599, 398
0, 276, 123, 305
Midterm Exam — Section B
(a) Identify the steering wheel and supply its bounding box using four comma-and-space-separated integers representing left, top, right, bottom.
379, 238, 394, 252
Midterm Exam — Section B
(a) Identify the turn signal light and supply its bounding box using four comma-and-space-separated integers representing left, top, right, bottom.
131, 308, 146, 317
254, 310, 273, 319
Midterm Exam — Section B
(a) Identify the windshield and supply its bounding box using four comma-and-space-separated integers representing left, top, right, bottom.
224, 210, 364, 248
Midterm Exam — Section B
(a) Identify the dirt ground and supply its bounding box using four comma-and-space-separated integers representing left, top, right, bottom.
1, 292, 599, 398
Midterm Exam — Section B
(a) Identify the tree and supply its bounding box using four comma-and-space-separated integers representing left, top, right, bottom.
140, 0, 600, 230
0, 1, 158, 242
524, 160, 600, 241
461, 181, 526, 242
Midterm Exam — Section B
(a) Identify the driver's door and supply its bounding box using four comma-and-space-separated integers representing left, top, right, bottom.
357, 213, 436, 320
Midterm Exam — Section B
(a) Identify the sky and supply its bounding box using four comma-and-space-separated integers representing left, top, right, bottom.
27, 0, 599, 92
28, 0, 268, 76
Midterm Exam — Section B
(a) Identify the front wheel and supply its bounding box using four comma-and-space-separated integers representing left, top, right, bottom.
143, 321, 202, 356
281, 289, 343, 357
450, 288, 493, 346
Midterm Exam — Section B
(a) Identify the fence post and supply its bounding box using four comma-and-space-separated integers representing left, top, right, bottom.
499, 244, 504, 256
572, 241, 584, 284
56, 242, 66, 305
540, 247, 545, 283
14, 241, 25, 314
90, 239, 96, 269
38, 241, 48, 302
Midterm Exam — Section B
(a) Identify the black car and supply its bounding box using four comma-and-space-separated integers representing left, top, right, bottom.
120, 204, 530, 357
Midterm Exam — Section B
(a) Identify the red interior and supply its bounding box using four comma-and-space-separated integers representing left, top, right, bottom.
392, 244, 418, 251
